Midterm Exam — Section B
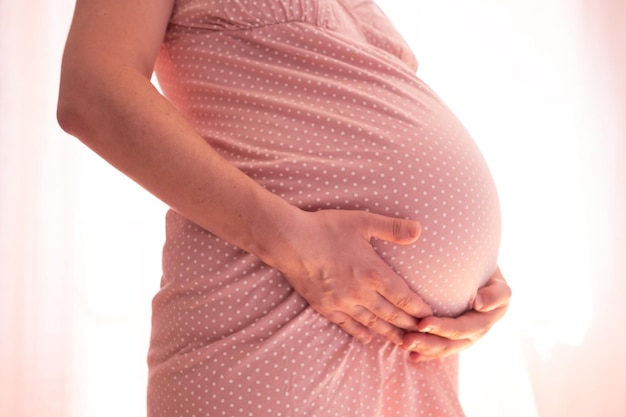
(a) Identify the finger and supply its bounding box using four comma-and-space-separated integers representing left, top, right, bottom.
349, 304, 409, 345
473, 267, 512, 312
362, 212, 422, 245
326, 310, 373, 345
357, 292, 423, 332
402, 332, 473, 362
408, 346, 471, 363
415, 310, 494, 341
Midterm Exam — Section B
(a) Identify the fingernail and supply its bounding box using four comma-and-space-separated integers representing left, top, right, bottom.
421, 326, 432, 333
408, 221, 421, 238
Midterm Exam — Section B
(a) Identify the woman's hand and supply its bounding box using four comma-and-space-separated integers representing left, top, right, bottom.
401, 267, 511, 362
272, 209, 433, 347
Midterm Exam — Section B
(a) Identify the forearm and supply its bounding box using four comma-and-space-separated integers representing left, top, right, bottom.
57, 64, 297, 266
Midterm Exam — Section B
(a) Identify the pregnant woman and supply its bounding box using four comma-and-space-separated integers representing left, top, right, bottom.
58, 0, 510, 416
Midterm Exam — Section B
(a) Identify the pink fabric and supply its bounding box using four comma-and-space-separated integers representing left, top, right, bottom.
148, 1, 501, 415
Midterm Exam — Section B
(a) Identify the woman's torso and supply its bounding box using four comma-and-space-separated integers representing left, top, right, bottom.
148, 1, 500, 415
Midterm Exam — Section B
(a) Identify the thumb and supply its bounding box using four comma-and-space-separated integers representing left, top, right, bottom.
473, 267, 511, 312
363, 213, 422, 245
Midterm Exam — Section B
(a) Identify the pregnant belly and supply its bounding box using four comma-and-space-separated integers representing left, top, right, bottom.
204, 94, 501, 317
156, 18, 501, 317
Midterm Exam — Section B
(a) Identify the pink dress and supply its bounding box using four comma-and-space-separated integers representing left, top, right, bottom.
148, 1, 501, 416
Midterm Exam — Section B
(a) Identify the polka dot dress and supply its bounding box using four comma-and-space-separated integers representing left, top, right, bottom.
148, 1, 501, 416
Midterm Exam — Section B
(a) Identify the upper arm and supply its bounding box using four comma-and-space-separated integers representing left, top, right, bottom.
61, 0, 175, 79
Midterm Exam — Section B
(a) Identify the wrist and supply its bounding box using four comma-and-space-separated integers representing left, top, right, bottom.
240, 195, 306, 273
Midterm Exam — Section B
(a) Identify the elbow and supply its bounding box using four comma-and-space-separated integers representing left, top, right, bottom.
56, 63, 102, 139
56, 83, 88, 138
56, 97, 77, 136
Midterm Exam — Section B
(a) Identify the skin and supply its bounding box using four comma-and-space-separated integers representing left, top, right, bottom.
57, 0, 511, 358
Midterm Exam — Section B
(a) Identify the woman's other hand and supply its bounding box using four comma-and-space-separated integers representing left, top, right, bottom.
400, 267, 511, 362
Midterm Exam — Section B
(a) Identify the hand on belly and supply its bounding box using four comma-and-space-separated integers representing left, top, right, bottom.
267, 208, 434, 346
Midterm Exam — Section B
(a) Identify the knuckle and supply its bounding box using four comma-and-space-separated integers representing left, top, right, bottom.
392, 219, 403, 240
326, 310, 349, 326
437, 343, 452, 357
334, 318, 350, 326
364, 313, 379, 328
395, 295, 412, 309
386, 309, 401, 323
383, 328, 402, 344
449, 329, 464, 340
